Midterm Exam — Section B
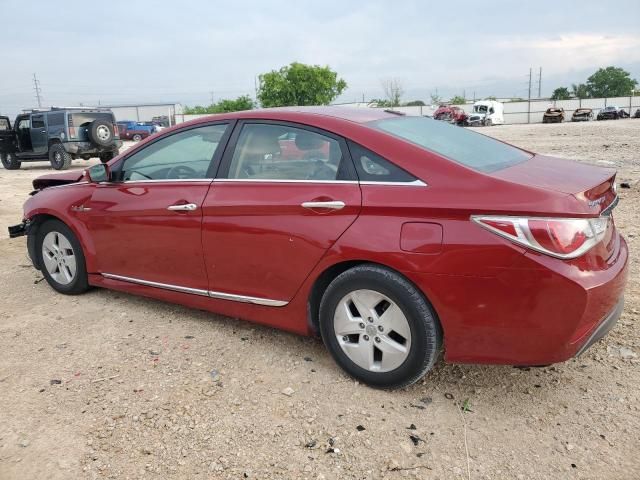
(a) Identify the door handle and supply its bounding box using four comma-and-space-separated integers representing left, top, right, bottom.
301, 201, 346, 210
167, 203, 197, 211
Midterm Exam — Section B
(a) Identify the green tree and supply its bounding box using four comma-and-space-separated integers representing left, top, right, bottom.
585, 66, 637, 98
184, 95, 254, 114
571, 83, 589, 99
257, 62, 347, 107
550, 87, 571, 100
449, 95, 466, 105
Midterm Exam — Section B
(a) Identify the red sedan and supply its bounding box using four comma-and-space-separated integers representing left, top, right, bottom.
8, 107, 628, 389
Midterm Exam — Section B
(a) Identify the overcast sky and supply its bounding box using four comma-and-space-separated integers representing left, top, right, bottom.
1, 0, 639, 116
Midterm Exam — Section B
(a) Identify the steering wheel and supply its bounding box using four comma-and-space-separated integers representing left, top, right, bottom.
167, 164, 198, 179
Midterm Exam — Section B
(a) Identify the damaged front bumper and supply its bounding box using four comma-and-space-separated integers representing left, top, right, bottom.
8, 220, 29, 238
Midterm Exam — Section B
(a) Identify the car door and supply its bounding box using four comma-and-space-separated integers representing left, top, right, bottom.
201, 121, 362, 305
30, 114, 48, 153
85, 122, 232, 293
0, 116, 16, 154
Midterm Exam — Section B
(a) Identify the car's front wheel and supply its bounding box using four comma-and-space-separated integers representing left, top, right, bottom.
132, 134, 142, 141
36, 219, 89, 295
319, 264, 442, 389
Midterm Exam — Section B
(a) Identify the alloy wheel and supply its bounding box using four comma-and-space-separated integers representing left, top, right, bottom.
41, 231, 77, 285
334, 289, 411, 372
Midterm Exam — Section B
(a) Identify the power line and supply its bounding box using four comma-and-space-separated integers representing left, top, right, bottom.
33, 73, 43, 108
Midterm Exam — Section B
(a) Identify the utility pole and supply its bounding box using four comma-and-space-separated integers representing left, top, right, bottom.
538, 67, 542, 98
527, 68, 532, 123
33, 73, 43, 108
209, 91, 214, 105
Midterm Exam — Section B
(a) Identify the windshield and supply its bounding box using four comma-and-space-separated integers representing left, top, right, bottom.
473, 105, 488, 113
370, 116, 532, 173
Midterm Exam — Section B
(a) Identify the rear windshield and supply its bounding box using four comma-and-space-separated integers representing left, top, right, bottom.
0, 118, 9, 130
370, 116, 532, 173
70, 112, 114, 127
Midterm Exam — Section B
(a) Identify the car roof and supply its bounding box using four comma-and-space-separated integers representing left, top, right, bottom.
191, 106, 402, 125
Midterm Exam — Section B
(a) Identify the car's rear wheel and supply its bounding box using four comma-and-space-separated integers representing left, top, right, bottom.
49, 144, 72, 170
319, 264, 442, 389
132, 134, 142, 141
1, 152, 21, 170
36, 219, 89, 295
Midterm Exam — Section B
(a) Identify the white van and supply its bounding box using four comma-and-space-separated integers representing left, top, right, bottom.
466, 101, 505, 126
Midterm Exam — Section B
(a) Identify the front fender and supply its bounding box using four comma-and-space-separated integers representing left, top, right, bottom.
23, 184, 98, 273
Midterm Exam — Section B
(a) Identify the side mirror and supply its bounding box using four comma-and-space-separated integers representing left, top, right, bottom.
86, 163, 110, 183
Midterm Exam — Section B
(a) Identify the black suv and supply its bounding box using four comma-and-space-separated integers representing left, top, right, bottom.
0, 108, 122, 170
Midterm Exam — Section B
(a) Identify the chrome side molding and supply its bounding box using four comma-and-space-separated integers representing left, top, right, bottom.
101, 273, 288, 307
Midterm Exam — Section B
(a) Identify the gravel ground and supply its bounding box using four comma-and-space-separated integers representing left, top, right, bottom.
0, 121, 639, 480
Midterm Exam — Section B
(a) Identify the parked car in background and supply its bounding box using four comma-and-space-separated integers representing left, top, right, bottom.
0, 108, 120, 170
633, 108, 640, 119
466, 100, 504, 126
597, 106, 629, 120
117, 121, 157, 139
8, 107, 627, 389
571, 108, 594, 122
433, 105, 468, 126
542, 108, 564, 123
116, 121, 154, 141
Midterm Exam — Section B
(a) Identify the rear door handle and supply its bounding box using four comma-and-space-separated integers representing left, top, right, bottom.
167, 203, 197, 211
301, 201, 345, 210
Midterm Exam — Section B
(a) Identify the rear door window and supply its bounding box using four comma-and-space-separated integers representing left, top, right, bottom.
0, 118, 10, 131
226, 123, 351, 181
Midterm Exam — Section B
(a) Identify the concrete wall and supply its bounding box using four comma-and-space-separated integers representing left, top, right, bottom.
374, 97, 640, 124
108, 104, 182, 125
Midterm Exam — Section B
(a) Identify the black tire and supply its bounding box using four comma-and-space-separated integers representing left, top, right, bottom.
1, 152, 21, 170
319, 264, 442, 389
49, 143, 72, 170
132, 134, 142, 142
88, 120, 114, 147
36, 219, 89, 295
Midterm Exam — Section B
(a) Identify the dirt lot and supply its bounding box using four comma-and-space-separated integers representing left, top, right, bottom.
1, 121, 639, 480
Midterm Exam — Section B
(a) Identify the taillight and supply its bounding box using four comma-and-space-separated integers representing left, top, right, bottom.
472, 215, 610, 259
68, 115, 77, 138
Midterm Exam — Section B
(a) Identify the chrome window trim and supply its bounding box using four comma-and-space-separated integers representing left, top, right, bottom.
98, 179, 212, 185
213, 178, 426, 186
213, 178, 358, 185
101, 273, 288, 307
359, 179, 427, 186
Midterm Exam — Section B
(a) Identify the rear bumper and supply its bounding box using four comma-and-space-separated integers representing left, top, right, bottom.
406, 234, 629, 366
63, 140, 122, 154
575, 296, 624, 356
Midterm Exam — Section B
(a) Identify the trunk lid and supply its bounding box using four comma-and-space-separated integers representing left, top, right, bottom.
493, 154, 617, 215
